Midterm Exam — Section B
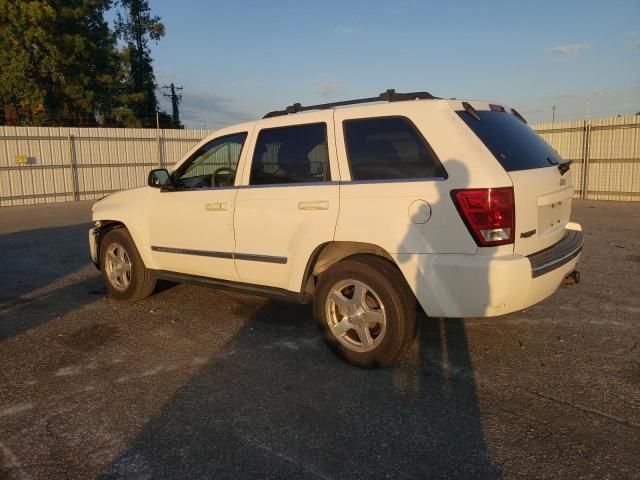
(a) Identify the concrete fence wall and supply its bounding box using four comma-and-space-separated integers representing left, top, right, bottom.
1, 114, 639, 207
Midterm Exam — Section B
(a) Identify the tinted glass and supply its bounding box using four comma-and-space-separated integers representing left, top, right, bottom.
457, 111, 562, 171
250, 123, 330, 185
343, 116, 446, 181
175, 133, 247, 188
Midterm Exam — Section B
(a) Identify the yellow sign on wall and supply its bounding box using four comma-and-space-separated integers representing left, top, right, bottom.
16, 155, 29, 165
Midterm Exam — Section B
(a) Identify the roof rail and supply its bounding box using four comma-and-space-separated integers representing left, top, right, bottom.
263, 89, 438, 119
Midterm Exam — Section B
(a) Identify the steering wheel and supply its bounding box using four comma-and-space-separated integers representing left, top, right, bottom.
211, 167, 236, 187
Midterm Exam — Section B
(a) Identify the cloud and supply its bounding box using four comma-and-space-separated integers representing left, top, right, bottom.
624, 31, 640, 49
518, 85, 640, 124
172, 92, 253, 129
546, 43, 589, 55
542, 92, 581, 101
312, 80, 344, 99
332, 26, 362, 34
519, 108, 547, 116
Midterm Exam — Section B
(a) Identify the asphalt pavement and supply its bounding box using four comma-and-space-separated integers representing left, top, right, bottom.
0, 199, 639, 479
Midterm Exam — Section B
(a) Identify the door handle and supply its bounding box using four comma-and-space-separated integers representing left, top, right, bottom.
298, 200, 329, 210
205, 201, 228, 211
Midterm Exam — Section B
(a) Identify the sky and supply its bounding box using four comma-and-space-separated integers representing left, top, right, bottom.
144, 0, 640, 128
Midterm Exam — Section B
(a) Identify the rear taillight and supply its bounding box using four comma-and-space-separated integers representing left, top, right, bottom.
451, 187, 515, 246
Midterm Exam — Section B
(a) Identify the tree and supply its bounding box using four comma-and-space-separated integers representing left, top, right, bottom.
53, 0, 121, 126
0, 1, 58, 124
114, 0, 165, 127
0, 0, 120, 126
0, 0, 175, 128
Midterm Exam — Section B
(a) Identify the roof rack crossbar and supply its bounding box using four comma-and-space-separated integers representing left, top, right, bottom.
263, 89, 438, 118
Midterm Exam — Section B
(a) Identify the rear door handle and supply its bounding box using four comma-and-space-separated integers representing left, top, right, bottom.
298, 200, 329, 210
205, 201, 228, 211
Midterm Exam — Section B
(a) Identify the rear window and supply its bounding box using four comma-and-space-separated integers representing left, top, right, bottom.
343, 116, 446, 181
457, 110, 562, 171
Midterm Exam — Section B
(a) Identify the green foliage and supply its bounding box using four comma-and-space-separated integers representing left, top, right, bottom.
0, 1, 59, 124
0, 0, 176, 128
0, 0, 119, 125
115, 0, 165, 127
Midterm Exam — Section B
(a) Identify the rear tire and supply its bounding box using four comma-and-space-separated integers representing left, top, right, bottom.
314, 255, 418, 368
99, 228, 156, 301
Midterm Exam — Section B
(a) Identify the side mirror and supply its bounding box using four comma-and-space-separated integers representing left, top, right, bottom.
148, 169, 172, 189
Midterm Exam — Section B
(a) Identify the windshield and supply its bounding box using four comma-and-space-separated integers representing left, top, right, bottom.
457, 110, 562, 172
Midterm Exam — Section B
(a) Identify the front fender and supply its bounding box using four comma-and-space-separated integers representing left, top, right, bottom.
91, 187, 156, 269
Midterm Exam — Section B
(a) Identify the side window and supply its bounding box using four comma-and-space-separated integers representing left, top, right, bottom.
250, 123, 330, 185
174, 132, 247, 189
343, 117, 446, 181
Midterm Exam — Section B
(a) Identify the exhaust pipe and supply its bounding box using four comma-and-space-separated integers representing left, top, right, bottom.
563, 270, 580, 286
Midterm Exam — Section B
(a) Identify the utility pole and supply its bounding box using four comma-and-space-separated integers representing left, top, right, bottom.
552, 105, 557, 123
162, 83, 183, 127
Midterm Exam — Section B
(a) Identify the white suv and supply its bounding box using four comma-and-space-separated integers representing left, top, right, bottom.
89, 90, 583, 367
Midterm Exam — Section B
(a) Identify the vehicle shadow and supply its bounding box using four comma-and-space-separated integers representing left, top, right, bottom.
99, 155, 499, 478
99, 299, 499, 479
0, 223, 103, 342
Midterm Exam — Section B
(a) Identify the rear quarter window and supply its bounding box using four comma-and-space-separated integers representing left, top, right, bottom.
457, 110, 562, 172
343, 116, 446, 181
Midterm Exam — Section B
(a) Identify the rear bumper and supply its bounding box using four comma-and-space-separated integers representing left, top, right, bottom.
394, 225, 583, 318
528, 229, 583, 278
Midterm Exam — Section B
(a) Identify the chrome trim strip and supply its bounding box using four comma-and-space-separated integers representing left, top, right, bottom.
168, 178, 448, 192
340, 177, 447, 185
161, 181, 339, 192
234, 252, 288, 264
236, 181, 339, 189
152, 246, 233, 259
151, 246, 286, 264
234, 178, 448, 189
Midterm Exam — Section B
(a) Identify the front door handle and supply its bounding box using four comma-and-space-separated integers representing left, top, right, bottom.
298, 200, 329, 210
205, 201, 228, 211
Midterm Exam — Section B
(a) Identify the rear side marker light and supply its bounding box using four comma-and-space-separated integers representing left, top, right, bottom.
451, 187, 515, 246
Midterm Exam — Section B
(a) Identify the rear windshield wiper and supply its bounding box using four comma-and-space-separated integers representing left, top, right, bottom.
547, 157, 572, 175
558, 159, 573, 176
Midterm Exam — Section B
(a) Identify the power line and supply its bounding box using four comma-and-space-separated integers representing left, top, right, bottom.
0, 107, 178, 128
161, 83, 183, 127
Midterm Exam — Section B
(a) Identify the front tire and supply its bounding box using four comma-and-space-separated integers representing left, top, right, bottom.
314, 255, 418, 368
99, 228, 156, 301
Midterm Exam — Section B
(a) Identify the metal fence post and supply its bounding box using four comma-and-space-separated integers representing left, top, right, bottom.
157, 130, 163, 168
582, 122, 592, 200
67, 133, 79, 201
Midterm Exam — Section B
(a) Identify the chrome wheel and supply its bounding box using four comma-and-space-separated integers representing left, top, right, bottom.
104, 242, 132, 291
325, 279, 387, 352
